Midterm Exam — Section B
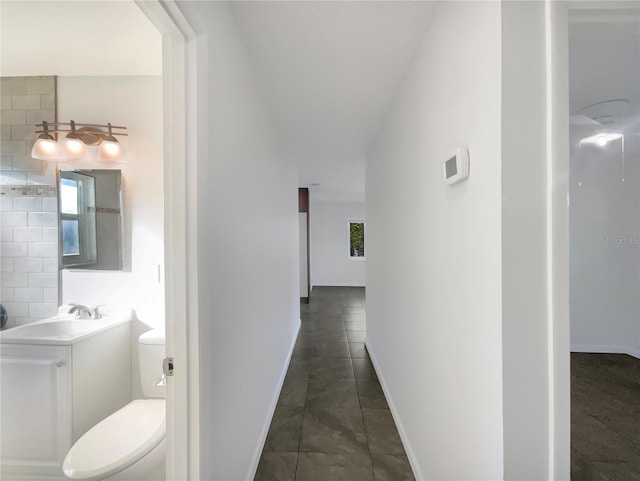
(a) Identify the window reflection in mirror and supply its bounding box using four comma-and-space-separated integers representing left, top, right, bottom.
59, 170, 124, 271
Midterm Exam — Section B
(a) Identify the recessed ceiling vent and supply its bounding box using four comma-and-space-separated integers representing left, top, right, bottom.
572, 99, 633, 128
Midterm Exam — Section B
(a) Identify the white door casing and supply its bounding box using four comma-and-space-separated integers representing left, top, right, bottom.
134, 2, 200, 480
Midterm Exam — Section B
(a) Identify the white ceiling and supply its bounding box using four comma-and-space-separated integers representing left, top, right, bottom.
231, 1, 436, 199
0, 1, 161, 77
569, 9, 640, 151
569, 9, 640, 114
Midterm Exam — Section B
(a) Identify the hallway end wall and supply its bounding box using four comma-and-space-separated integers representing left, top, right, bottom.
366, 2, 503, 480
310, 199, 365, 288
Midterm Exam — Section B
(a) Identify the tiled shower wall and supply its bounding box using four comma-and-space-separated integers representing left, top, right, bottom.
0, 76, 58, 327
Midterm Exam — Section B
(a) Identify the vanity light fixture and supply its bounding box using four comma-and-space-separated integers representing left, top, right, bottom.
32, 120, 127, 162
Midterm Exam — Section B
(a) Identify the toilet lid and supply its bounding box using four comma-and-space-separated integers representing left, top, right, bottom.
63, 399, 165, 480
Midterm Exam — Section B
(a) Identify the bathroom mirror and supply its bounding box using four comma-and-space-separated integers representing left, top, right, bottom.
59, 169, 124, 270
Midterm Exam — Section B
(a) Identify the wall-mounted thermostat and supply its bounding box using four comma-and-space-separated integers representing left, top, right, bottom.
443, 147, 469, 185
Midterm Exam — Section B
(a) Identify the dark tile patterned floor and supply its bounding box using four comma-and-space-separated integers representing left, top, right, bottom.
571, 353, 640, 481
255, 286, 415, 481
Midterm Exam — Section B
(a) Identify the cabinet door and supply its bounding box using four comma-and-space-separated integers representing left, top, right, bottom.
0, 345, 71, 478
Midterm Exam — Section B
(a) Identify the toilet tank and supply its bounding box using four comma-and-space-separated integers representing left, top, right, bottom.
138, 328, 166, 399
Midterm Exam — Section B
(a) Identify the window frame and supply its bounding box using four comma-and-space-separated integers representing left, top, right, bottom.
348, 220, 365, 260
60, 171, 97, 268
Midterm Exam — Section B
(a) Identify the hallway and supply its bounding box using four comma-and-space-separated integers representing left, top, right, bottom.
255, 287, 414, 481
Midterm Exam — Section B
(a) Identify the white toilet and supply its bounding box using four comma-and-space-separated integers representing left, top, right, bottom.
63, 329, 166, 481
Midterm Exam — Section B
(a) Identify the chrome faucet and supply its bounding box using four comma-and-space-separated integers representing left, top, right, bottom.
68, 304, 102, 319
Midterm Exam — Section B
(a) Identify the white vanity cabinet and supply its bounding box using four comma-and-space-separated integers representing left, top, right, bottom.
0, 319, 131, 481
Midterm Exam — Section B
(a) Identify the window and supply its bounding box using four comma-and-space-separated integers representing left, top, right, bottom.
349, 221, 365, 258
60, 172, 97, 267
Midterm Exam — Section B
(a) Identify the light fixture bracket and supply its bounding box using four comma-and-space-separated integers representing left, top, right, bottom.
35, 121, 127, 139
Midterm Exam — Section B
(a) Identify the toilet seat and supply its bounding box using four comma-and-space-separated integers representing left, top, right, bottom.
63, 399, 165, 480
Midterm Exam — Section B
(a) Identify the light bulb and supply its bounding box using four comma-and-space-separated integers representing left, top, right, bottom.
31, 137, 59, 160
67, 139, 83, 153
580, 132, 623, 147
62, 136, 91, 161
97, 139, 123, 161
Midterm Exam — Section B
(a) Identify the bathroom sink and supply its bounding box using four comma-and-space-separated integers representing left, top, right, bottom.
5, 319, 105, 339
0, 307, 133, 345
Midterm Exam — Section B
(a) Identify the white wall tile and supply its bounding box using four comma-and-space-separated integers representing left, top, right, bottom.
42, 257, 58, 272
1, 287, 14, 302
11, 124, 33, 141
1, 78, 59, 320
2, 302, 29, 318
28, 272, 57, 288
28, 212, 57, 227
1, 110, 26, 125
0, 196, 12, 211
1, 257, 14, 272
0, 155, 12, 171
0, 140, 26, 156
11, 317, 33, 328
14, 257, 42, 273
0, 228, 12, 242
26, 170, 55, 185
1, 242, 28, 257
26, 78, 55, 95
40, 94, 55, 110
25, 109, 54, 126
29, 303, 57, 319
0, 171, 27, 185
28, 242, 57, 258
1, 272, 28, 287
13, 227, 42, 242
15, 287, 43, 303
13, 197, 42, 212
0, 78, 27, 95
41, 197, 58, 212
42, 227, 57, 242
11, 95, 40, 110
1, 211, 27, 227
12, 156, 43, 172
0, 95, 11, 110
43, 287, 57, 303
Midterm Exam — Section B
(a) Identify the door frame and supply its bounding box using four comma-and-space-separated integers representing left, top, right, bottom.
556, 1, 640, 479
134, 2, 200, 479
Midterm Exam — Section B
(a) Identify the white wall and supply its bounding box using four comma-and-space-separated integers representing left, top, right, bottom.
500, 3, 556, 478
366, 2, 504, 479
58, 76, 165, 328
178, 3, 300, 480
367, 3, 570, 479
570, 136, 640, 356
310, 200, 365, 287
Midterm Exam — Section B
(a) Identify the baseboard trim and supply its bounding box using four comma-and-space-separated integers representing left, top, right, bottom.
246, 318, 301, 481
366, 340, 424, 481
571, 344, 640, 360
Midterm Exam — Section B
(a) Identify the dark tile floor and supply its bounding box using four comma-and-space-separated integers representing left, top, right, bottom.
255, 286, 415, 481
571, 353, 640, 481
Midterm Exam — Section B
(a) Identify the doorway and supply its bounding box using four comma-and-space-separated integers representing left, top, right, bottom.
135, 1, 199, 479
568, 6, 640, 479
